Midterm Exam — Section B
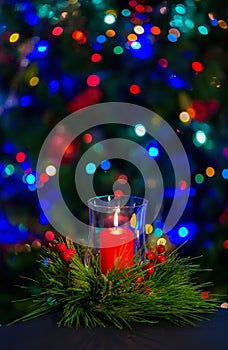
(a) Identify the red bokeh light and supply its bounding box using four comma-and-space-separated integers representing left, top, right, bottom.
224, 240, 228, 249
118, 174, 128, 184
66, 87, 103, 113
52, 26, 63, 36
83, 133, 93, 144
16, 152, 26, 163
87, 74, 100, 87
91, 53, 102, 63
129, 0, 137, 7
39, 173, 49, 183
192, 61, 203, 73
135, 5, 145, 12
130, 84, 140, 94
72, 30, 84, 41
158, 58, 168, 68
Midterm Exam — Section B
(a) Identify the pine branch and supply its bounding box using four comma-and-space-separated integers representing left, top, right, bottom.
10, 239, 220, 329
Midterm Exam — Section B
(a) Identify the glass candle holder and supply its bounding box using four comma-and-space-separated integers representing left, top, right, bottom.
85, 195, 148, 274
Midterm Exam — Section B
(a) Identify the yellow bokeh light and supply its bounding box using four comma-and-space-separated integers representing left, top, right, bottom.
9, 32, 20, 43
208, 12, 215, 20
45, 165, 57, 176
106, 29, 116, 37
206, 167, 215, 177
152, 115, 162, 126
145, 224, 153, 234
61, 11, 68, 19
179, 111, 191, 123
29, 76, 39, 87
134, 25, 144, 34
127, 33, 137, 41
157, 238, 166, 246
106, 9, 117, 17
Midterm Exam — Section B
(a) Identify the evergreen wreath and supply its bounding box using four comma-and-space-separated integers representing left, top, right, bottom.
12, 236, 218, 329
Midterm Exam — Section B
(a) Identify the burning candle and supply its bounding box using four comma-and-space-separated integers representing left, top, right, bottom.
100, 209, 134, 274
103, 214, 129, 227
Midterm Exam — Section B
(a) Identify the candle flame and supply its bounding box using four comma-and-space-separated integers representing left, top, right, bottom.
114, 207, 120, 228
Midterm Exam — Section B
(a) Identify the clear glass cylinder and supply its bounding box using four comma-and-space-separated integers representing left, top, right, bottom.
85, 195, 148, 274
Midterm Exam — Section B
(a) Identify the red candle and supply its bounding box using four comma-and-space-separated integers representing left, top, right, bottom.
100, 210, 134, 274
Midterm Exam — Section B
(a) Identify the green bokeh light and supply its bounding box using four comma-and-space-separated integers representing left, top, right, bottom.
5, 164, 14, 176
195, 174, 204, 184
113, 46, 123, 55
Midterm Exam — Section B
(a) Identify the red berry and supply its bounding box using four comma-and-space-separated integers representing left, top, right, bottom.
61, 251, 71, 262
157, 255, 166, 263
55, 242, 67, 253
66, 248, 76, 257
144, 286, 151, 294
61, 248, 76, 262
145, 250, 155, 261
134, 275, 143, 284
156, 244, 165, 254
145, 263, 155, 275
201, 291, 209, 299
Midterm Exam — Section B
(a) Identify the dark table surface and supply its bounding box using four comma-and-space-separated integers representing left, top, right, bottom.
1, 309, 228, 350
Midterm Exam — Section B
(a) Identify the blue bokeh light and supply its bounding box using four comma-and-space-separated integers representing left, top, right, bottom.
20, 95, 31, 107
29, 40, 49, 59
222, 169, 228, 179
149, 146, 159, 157
26, 173, 36, 185
169, 74, 187, 89
39, 212, 49, 225
92, 42, 103, 51
97, 35, 106, 43
169, 222, 198, 244
49, 80, 60, 94
24, 12, 39, 26
21, 161, 31, 170
3, 142, 15, 154
100, 160, 111, 170
167, 33, 178, 42
178, 226, 188, 237
130, 36, 153, 59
